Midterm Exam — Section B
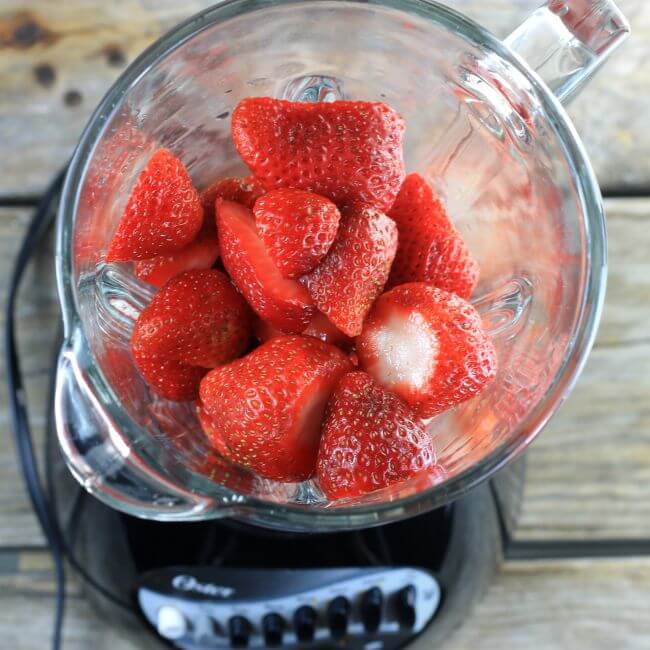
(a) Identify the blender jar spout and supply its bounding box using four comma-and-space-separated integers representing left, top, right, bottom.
505, 0, 630, 104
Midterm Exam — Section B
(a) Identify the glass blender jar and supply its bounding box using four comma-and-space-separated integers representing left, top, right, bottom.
55, 0, 630, 531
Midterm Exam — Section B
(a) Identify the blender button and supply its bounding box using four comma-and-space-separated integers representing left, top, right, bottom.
228, 615, 251, 648
156, 605, 188, 640
262, 612, 285, 647
294, 605, 317, 642
327, 596, 351, 639
360, 587, 383, 632
396, 585, 417, 629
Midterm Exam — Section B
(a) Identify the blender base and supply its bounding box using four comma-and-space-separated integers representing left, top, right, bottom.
49, 418, 522, 649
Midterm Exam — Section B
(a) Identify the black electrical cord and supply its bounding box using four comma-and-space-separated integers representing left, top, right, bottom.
5, 168, 68, 650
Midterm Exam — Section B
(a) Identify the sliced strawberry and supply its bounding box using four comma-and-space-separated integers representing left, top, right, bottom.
107, 149, 203, 262
200, 175, 265, 221
388, 173, 479, 299
356, 283, 497, 418
131, 269, 252, 369
317, 371, 435, 499
132, 351, 206, 401
254, 189, 341, 278
232, 98, 405, 211
217, 199, 315, 333
134, 229, 219, 288
199, 336, 352, 482
302, 312, 353, 350
301, 206, 397, 337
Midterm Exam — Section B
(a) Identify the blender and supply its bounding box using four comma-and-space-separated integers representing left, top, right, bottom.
38, 0, 629, 647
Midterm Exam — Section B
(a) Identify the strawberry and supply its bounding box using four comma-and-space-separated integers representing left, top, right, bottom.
132, 351, 206, 401
301, 206, 397, 337
199, 336, 352, 482
107, 149, 203, 262
131, 269, 252, 369
356, 283, 497, 418
134, 227, 219, 288
302, 312, 353, 350
316, 371, 435, 500
198, 451, 257, 493
232, 98, 406, 211
254, 189, 341, 278
388, 173, 479, 299
200, 175, 265, 221
217, 199, 315, 333
197, 403, 229, 457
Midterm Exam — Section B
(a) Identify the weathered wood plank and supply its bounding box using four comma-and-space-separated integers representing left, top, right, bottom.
0, 0, 648, 197
2, 550, 649, 649
439, 557, 650, 650
0, 197, 648, 545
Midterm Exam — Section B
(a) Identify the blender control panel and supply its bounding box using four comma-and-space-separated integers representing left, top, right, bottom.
138, 566, 440, 649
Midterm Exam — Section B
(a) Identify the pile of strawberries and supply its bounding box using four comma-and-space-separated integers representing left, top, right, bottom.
106, 97, 497, 500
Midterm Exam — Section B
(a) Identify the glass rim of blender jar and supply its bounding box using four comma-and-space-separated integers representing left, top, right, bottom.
56, 0, 606, 527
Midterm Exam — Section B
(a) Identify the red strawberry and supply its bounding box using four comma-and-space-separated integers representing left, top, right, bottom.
131, 269, 252, 369
132, 352, 206, 401
197, 403, 229, 457
232, 98, 406, 211
107, 149, 203, 262
200, 175, 265, 221
302, 312, 353, 350
317, 371, 435, 500
301, 206, 397, 337
254, 189, 341, 278
199, 336, 352, 482
134, 228, 219, 288
217, 199, 315, 333
198, 451, 257, 493
356, 283, 497, 418
388, 173, 479, 299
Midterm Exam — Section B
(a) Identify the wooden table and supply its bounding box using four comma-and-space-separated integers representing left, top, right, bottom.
1, 1, 649, 648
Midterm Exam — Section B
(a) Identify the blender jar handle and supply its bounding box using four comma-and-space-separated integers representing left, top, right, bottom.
504, 0, 630, 104
54, 334, 218, 521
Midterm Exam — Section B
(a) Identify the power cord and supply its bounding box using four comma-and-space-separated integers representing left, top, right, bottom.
5, 169, 68, 650
5, 168, 131, 650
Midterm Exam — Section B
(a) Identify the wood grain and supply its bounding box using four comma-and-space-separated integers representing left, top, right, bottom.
440, 557, 650, 650
0, 196, 648, 545
0, 0, 648, 197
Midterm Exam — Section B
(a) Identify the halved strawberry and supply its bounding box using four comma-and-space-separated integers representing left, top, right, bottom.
107, 149, 203, 262
356, 283, 497, 418
217, 199, 315, 333
132, 351, 206, 401
200, 175, 265, 221
134, 228, 219, 288
254, 189, 341, 278
199, 336, 352, 482
131, 269, 252, 369
317, 371, 435, 500
388, 173, 479, 299
301, 206, 397, 337
232, 98, 406, 211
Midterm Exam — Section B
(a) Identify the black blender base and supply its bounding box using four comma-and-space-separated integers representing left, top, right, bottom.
49, 420, 521, 648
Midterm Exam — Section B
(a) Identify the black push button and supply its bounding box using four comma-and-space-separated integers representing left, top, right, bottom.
228, 616, 250, 648
294, 605, 317, 642
327, 596, 350, 639
262, 613, 284, 647
361, 587, 383, 632
396, 585, 417, 629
